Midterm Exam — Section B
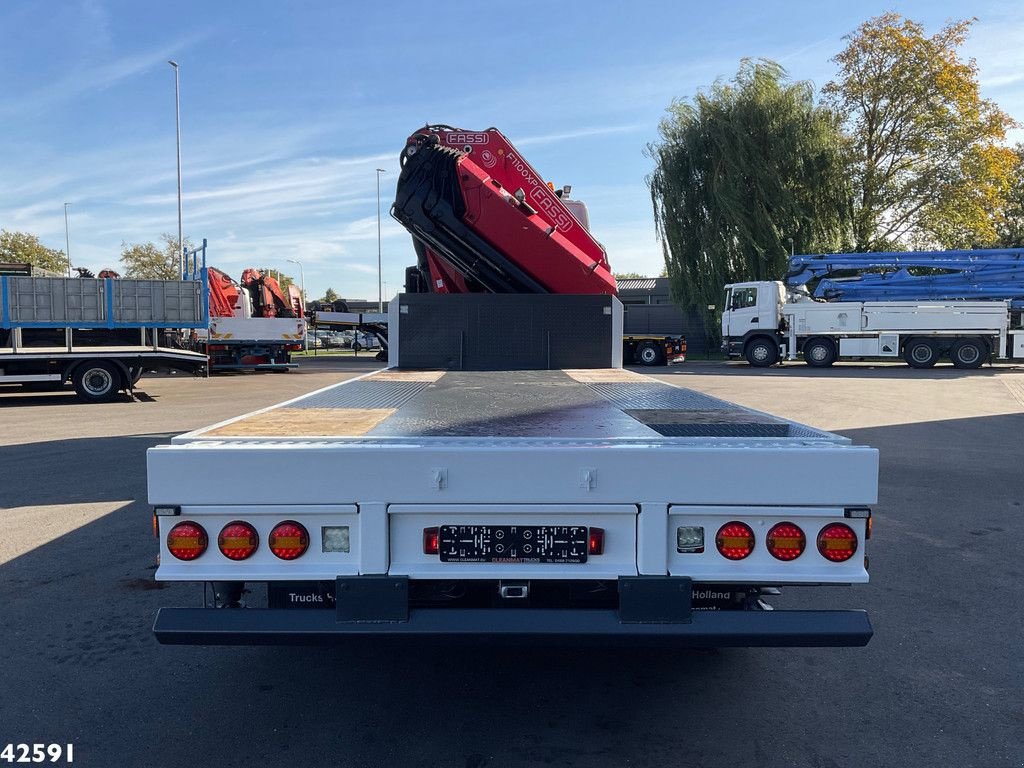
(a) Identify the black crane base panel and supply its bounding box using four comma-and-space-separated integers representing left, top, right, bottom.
395, 293, 620, 371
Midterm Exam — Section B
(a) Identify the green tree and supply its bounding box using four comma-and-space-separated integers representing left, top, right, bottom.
0, 230, 68, 273
613, 272, 647, 280
824, 13, 1017, 250
648, 59, 852, 319
120, 233, 192, 279
321, 287, 339, 303
995, 145, 1024, 248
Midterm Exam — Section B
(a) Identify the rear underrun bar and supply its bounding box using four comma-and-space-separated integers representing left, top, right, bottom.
153, 606, 874, 647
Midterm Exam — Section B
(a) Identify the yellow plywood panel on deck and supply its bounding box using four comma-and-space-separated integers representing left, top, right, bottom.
370, 369, 446, 382
562, 369, 648, 383
205, 408, 396, 437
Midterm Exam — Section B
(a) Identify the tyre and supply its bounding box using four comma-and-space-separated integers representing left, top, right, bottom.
72, 361, 122, 403
637, 343, 664, 366
903, 339, 938, 369
950, 338, 987, 369
803, 338, 836, 368
744, 337, 779, 367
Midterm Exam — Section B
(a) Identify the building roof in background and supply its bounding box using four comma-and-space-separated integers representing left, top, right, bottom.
616, 278, 660, 292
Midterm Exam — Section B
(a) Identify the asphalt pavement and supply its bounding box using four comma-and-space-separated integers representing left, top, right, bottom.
1, 358, 1022, 768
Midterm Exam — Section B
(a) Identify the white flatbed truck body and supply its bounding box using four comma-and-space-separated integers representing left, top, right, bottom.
149, 295, 877, 647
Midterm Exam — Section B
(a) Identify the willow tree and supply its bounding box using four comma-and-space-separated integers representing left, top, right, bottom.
648, 60, 852, 317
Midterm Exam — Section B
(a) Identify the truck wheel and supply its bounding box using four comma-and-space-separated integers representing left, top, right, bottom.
744, 337, 778, 367
803, 338, 836, 368
903, 339, 938, 369
637, 343, 664, 366
950, 338, 987, 369
72, 361, 122, 403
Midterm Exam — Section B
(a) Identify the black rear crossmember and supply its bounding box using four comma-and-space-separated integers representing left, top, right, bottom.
153, 576, 873, 647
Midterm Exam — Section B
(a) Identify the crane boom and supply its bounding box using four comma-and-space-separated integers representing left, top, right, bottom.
785, 248, 1024, 308
392, 126, 617, 296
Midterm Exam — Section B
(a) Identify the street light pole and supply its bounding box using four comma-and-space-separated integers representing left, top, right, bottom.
169, 60, 183, 278
287, 258, 308, 352
63, 202, 72, 277
376, 168, 386, 312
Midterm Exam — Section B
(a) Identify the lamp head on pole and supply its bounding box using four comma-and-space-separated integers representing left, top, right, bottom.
168, 60, 178, 69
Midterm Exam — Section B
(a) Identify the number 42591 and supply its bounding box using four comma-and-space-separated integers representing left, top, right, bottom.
0, 745, 73, 763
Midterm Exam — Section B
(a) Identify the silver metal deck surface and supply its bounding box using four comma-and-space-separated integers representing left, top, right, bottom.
211, 369, 835, 441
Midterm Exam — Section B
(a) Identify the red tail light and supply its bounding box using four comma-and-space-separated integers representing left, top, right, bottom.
817, 523, 858, 562
423, 527, 439, 555
766, 522, 806, 561
715, 521, 755, 560
218, 521, 259, 560
167, 521, 208, 561
588, 527, 604, 555
269, 521, 309, 560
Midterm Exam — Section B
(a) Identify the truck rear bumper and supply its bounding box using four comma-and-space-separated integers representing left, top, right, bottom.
153, 607, 872, 647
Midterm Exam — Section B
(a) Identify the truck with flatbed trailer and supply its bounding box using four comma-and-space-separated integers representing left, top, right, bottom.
724, 249, 1024, 368
148, 126, 876, 646
0, 245, 209, 402
149, 293, 876, 646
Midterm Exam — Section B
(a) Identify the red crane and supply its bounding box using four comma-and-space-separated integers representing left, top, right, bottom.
393, 125, 617, 297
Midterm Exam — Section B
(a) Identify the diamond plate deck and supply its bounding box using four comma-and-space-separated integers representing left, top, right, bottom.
288, 380, 430, 410
197, 369, 840, 442
586, 382, 732, 411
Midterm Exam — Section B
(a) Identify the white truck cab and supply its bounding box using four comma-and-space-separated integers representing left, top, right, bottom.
722, 280, 1024, 369
721, 281, 787, 365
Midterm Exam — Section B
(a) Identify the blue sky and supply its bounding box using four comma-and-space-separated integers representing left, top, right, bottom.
1, 1, 1022, 301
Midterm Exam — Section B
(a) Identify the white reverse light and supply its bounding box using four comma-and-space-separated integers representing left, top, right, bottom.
321, 526, 350, 553
676, 526, 705, 553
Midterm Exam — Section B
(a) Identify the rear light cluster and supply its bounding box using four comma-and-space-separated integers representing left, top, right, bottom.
675, 520, 860, 562
268, 521, 309, 560
715, 522, 755, 560
816, 523, 858, 562
166, 520, 333, 561
218, 521, 259, 560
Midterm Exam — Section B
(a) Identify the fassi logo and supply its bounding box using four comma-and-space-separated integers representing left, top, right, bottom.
479, 149, 498, 169
444, 132, 489, 145
529, 187, 575, 232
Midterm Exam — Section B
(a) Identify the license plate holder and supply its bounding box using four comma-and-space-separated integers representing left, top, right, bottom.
439, 525, 589, 564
